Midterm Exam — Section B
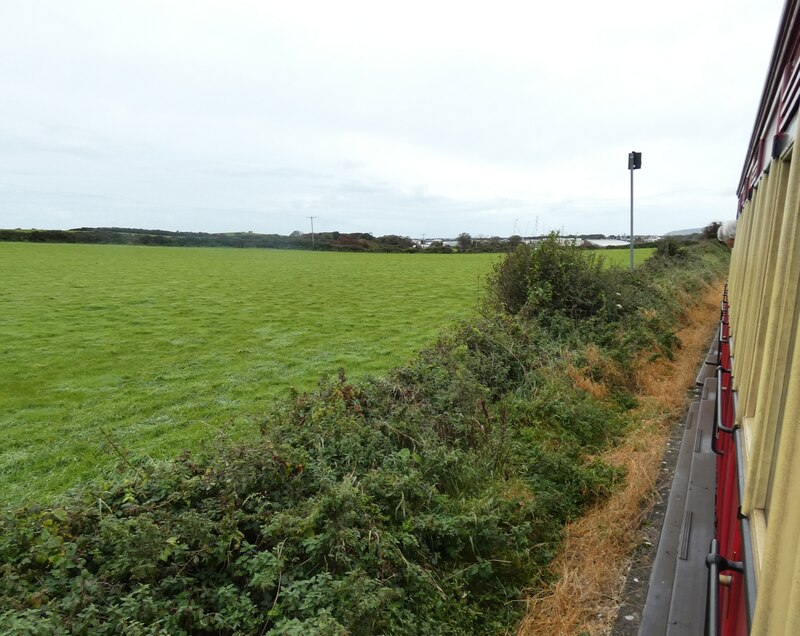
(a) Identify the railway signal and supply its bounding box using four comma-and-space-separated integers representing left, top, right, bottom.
628, 151, 642, 271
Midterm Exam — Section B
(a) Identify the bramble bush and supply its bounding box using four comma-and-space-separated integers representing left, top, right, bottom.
488, 234, 728, 367
487, 235, 607, 320
0, 238, 728, 634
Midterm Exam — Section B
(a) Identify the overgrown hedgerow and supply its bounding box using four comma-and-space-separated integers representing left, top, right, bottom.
0, 237, 729, 635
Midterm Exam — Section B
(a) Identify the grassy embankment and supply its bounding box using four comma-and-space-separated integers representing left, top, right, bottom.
0, 238, 720, 634
517, 283, 724, 635
0, 244, 499, 505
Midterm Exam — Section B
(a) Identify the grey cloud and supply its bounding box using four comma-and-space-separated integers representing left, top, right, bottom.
0, 133, 106, 161
203, 164, 334, 180
0, 0, 786, 237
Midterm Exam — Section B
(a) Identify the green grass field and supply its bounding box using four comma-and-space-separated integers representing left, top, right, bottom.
600, 246, 654, 267
0, 243, 501, 504
0, 242, 653, 505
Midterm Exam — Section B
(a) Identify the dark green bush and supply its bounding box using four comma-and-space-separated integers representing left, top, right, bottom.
652, 237, 688, 260
487, 235, 607, 320
486, 235, 729, 366
0, 368, 621, 635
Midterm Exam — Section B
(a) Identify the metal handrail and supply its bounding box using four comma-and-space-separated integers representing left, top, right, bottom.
707, 424, 757, 632
706, 538, 720, 636
717, 366, 735, 433
735, 426, 757, 628
706, 540, 744, 636
707, 330, 720, 366
706, 322, 725, 366
712, 365, 736, 455
706, 292, 756, 632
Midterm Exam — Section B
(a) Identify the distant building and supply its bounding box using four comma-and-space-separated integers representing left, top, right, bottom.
585, 238, 630, 247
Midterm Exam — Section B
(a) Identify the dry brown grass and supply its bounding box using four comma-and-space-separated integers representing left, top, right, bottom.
565, 344, 628, 400
515, 282, 723, 636
567, 365, 610, 400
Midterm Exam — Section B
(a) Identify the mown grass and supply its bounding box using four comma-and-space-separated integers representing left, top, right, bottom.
0, 244, 499, 505
599, 247, 654, 267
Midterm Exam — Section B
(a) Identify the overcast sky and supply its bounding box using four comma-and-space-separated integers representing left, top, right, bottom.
0, 0, 787, 238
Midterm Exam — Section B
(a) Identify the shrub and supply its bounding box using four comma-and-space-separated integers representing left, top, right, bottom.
487, 235, 607, 321
0, 367, 622, 634
652, 237, 688, 260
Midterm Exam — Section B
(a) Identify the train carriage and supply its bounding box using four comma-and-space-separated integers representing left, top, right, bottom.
640, 0, 800, 633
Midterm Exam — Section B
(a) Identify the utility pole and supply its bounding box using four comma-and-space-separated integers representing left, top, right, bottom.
307, 216, 316, 248
628, 151, 642, 271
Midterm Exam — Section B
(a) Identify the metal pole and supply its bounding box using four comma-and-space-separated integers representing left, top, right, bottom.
630, 166, 634, 271
307, 216, 316, 248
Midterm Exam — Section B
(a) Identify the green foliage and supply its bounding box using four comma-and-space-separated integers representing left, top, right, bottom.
456, 232, 473, 251
0, 238, 728, 633
486, 234, 729, 365
0, 228, 415, 252
487, 235, 607, 320
652, 237, 688, 260
1, 345, 623, 634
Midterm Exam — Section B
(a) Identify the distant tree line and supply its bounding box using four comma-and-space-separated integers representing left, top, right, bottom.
0, 228, 423, 252
0, 228, 525, 253
0, 226, 715, 253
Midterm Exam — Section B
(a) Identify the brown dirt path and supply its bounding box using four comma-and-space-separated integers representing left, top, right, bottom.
515, 282, 723, 636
